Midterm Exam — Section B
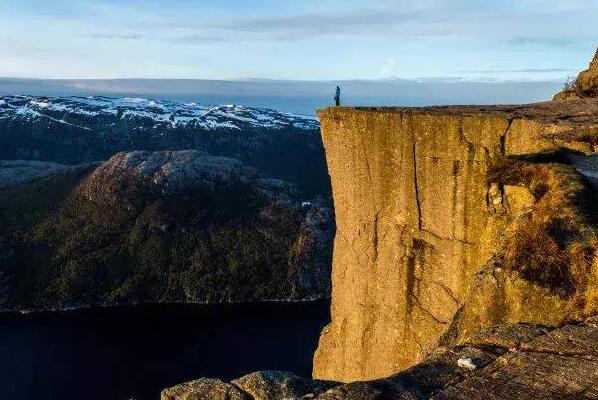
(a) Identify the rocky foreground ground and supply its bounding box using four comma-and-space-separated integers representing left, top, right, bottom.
162, 316, 598, 399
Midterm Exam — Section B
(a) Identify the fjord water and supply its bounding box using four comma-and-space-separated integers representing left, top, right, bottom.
0, 301, 329, 400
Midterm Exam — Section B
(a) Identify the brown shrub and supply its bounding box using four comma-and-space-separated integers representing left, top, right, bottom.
491, 158, 597, 297
504, 221, 575, 296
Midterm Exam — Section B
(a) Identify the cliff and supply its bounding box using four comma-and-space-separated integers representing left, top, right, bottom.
314, 100, 598, 382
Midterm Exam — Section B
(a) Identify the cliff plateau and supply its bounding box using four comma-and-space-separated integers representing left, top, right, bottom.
313, 100, 598, 382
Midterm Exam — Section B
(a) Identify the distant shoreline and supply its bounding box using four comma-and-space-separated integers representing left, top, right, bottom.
0, 297, 331, 316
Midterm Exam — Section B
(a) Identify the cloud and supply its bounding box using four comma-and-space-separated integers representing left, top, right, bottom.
505, 36, 579, 47
380, 58, 398, 78
461, 68, 577, 74
91, 33, 142, 40
90, 33, 222, 46
168, 8, 457, 41
87, 2, 598, 47
161, 34, 224, 46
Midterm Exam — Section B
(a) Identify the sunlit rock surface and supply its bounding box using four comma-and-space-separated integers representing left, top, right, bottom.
314, 100, 598, 381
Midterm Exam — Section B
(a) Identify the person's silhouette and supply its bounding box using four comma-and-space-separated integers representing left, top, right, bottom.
334, 86, 341, 106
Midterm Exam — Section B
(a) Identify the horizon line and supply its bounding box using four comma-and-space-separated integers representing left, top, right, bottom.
0, 76, 568, 84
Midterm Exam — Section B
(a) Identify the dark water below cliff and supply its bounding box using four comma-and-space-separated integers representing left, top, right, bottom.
0, 301, 330, 400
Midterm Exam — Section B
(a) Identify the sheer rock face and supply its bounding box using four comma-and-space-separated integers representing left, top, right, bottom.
314, 102, 598, 382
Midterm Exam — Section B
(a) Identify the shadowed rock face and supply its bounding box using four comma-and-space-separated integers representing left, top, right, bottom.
162, 316, 598, 399
314, 101, 598, 382
0, 160, 69, 187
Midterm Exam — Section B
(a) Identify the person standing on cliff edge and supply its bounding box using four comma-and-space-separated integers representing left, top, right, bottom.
334, 86, 341, 106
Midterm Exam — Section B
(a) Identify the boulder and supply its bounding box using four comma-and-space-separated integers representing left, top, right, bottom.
160, 378, 248, 400
232, 370, 338, 399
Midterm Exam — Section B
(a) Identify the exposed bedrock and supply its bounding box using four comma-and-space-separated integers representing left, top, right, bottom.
314, 101, 598, 382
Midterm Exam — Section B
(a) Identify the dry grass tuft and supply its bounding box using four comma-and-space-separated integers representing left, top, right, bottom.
489, 158, 597, 298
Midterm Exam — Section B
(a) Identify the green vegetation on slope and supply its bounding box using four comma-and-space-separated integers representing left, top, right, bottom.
0, 165, 327, 310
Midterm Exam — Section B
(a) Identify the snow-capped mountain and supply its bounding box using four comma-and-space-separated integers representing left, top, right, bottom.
0, 95, 319, 132
0, 95, 328, 195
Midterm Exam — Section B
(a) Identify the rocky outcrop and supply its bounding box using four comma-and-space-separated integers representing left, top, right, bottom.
231, 371, 339, 400
161, 378, 248, 400
554, 47, 598, 100
318, 316, 598, 399
576, 47, 598, 97
162, 316, 598, 399
162, 371, 340, 400
314, 100, 598, 382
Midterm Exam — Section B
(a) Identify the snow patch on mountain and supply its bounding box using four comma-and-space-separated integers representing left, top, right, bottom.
0, 95, 320, 132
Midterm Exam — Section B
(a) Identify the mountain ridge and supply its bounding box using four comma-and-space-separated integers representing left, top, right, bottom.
0, 94, 329, 196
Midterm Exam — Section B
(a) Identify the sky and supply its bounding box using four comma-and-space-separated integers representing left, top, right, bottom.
1, 0, 597, 81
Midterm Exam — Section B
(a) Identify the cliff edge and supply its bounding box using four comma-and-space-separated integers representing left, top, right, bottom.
314, 99, 598, 382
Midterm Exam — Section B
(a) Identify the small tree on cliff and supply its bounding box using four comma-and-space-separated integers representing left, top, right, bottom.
563, 75, 578, 92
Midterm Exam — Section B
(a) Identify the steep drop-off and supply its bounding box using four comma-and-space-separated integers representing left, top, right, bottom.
314, 100, 598, 382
